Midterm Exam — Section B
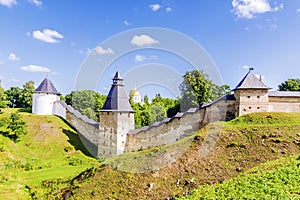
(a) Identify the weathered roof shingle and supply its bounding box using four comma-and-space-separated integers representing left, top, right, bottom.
233, 71, 270, 90
101, 70, 134, 112
35, 77, 59, 94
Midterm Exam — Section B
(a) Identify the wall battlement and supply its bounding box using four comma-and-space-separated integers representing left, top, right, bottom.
52, 95, 237, 158
37, 70, 300, 158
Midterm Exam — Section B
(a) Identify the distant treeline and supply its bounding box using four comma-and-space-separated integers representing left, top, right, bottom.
1, 72, 298, 127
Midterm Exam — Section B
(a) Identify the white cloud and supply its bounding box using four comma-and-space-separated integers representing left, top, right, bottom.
26, 32, 31, 36
166, 7, 172, 12
134, 55, 146, 62
33, 29, 64, 43
130, 34, 159, 47
149, 4, 161, 12
10, 78, 19, 82
123, 20, 131, 26
20, 65, 51, 73
297, 8, 300, 13
0, 61, 4, 65
94, 46, 114, 55
242, 65, 251, 69
28, 0, 41, 7
232, 0, 282, 19
8, 53, 19, 61
0, 0, 17, 8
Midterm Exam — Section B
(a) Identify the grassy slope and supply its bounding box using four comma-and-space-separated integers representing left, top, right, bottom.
179, 155, 300, 199
55, 112, 300, 200
0, 109, 99, 200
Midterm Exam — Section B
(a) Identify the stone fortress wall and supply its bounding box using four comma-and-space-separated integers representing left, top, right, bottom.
125, 97, 236, 152
52, 97, 237, 158
53, 100, 100, 157
42, 70, 300, 158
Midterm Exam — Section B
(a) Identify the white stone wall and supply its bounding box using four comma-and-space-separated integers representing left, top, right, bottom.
234, 89, 268, 116
52, 101, 66, 119
268, 96, 300, 112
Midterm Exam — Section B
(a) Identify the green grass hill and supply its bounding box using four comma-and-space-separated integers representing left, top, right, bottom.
52, 112, 300, 199
0, 110, 299, 199
0, 109, 100, 199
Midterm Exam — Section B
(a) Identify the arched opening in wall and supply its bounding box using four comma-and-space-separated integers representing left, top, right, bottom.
243, 108, 246, 111
257, 107, 260, 110
257, 96, 260, 99
248, 96, 250, 99
249, 107, 252, 110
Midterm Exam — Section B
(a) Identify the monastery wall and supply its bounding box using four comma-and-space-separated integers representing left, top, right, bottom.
125, 99, 236, 152
53, 101, 100, 157
268, 96, 300, 112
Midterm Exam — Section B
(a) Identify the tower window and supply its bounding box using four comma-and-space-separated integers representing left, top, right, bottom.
248, 96, 250, 98
257, 96, 260, 98
249, 107, 252, 109
257, 107, 260, 109
243, 109, 246, 111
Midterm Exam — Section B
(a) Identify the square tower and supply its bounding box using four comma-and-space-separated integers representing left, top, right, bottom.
99, 70, 134, 157
233, 69, 270, 116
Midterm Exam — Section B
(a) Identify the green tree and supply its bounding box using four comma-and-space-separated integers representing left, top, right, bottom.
5, 87, 22, 108
149, 103, 167, 123
179, 70, 211, 111
65, 90, 106, 121
8, 112, 27, 142
0, 82, 7, 108
143, 95, 149, 105
64, 92, 73, 105
0, 112, 27, 142
211, 84, 231, 101
278, 78, 300, 91
179, 70, 231, 111
20, 80, 35, 108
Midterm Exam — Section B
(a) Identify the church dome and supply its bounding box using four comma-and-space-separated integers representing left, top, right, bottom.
132, 89, 141, 96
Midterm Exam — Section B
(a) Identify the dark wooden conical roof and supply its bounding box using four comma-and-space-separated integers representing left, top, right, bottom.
35, 77, 59, 94
233, 70, 270, 91
101, 70, 133, 112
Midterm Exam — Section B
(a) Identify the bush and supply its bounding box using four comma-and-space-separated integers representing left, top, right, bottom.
0, 112, 27, 142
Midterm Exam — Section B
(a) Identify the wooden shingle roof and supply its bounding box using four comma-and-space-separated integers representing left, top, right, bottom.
101, 70, 134, 112
233, 71, 270, 91
35, 77, 59, 94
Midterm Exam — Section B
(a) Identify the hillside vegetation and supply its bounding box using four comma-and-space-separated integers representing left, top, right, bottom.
0, 109, 99, 199
1, 111, 299, 199
51, 112, 300, 199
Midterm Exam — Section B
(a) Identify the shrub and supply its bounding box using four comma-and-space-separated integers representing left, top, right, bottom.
0, 112, 28, 142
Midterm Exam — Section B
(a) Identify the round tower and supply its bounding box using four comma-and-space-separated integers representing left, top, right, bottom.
32, 77, 60, 115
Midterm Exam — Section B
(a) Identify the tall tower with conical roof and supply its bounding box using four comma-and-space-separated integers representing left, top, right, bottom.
233, 69, 270, 116
32, 77, 60, 115
99, 70, 135, 156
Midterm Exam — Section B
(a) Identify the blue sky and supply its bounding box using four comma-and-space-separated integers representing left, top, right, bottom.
0, 0, 300, 99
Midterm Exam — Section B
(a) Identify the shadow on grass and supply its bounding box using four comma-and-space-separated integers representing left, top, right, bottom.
18, 108, 32, 113
62, 129, 94, 158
